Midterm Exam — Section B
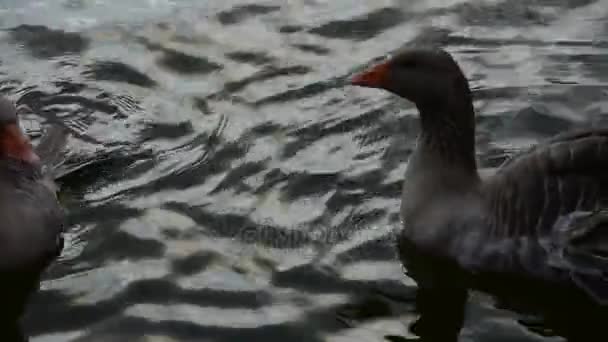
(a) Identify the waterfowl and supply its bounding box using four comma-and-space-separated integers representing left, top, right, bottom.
0, 97, 68, 341
350, 48, 608, 309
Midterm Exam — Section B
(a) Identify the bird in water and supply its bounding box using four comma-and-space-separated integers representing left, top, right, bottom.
0, 97, 68, 341
350, 48, 607, 339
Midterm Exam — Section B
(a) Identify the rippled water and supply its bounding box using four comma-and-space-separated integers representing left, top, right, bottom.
1, 0, 607, 341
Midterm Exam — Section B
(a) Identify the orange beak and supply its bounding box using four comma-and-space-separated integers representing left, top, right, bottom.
0, 123, 40, 165
350, 60, 392, 88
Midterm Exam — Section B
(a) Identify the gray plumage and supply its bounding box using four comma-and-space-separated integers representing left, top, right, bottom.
351, 48, 608, 305
0, 97, 68, 336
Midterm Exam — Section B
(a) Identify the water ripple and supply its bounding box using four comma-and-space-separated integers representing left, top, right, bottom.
0, 0, 605, 341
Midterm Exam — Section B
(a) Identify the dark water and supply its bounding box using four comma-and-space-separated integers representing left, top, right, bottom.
1, 0, 607, 341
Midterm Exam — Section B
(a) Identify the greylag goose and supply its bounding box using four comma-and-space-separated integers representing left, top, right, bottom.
350, 48, 608, 310
0, 97, 68, 341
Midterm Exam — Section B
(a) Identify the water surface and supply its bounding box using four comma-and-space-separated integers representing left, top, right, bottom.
0, 0, 607, 341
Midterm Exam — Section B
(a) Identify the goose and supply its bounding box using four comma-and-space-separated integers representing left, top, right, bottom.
349, 48, 607, 320
0, 97, 68, 341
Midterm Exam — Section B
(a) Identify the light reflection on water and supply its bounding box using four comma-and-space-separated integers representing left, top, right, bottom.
0, 0, 605, 341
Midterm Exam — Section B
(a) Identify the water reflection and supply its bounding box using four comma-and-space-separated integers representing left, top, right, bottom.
0, 0, 605, 341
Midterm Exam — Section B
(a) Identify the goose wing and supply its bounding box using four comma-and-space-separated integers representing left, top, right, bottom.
480, 128, 608, 303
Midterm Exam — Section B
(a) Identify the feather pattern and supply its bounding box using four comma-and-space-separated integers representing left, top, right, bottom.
483, 129, 608, 238
461, 130, 608, 303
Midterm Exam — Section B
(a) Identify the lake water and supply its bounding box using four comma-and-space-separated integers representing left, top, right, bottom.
1, 0, 606, 341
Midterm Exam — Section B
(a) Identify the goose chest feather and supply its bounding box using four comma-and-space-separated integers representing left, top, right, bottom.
400, 143, 483, 255
350, 48, 608, 305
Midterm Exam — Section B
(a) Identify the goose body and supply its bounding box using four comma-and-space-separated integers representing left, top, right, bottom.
350, 48, 608, 307
0, 98, 67, 340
